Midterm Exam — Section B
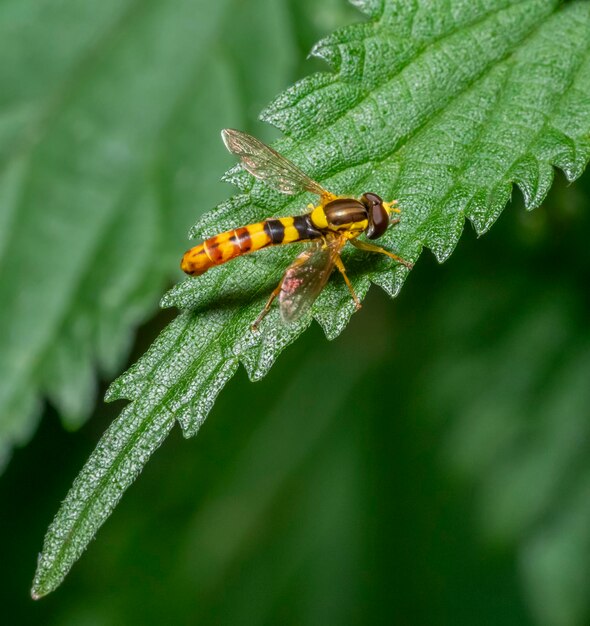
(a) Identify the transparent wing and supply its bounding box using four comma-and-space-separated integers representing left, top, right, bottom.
222, 128, 333, 199
279, 239, 345, 324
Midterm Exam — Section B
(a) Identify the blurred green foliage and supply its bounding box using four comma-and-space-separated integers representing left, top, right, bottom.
1, 0, 590, 624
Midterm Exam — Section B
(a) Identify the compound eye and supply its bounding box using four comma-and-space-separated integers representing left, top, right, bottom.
367, 204, 388, 239
361, 193, 388, 240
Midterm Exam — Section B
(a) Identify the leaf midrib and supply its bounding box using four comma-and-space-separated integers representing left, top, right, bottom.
42, 304, 244, 590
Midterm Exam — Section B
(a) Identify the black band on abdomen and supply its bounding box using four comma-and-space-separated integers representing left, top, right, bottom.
293, 214, 322, 240
263, 219, 286, 244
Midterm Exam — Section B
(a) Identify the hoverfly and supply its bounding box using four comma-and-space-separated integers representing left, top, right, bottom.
181, 129, 412, 329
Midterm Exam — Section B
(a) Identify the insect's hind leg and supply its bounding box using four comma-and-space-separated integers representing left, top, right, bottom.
333, 254, 362, 311
251, 283, 282, 331
251, 252, 311, 331
350, 238, 413, 269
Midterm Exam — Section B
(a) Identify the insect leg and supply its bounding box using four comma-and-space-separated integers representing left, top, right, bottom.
251, 283, 282, 331
333, 254, 362, 311
251, 251, 314, 331
349, 239, 413, 269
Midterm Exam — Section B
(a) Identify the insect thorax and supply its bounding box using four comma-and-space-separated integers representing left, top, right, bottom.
313, 198, 368, 234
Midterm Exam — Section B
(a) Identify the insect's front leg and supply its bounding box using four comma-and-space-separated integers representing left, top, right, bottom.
350, 238, 413, 269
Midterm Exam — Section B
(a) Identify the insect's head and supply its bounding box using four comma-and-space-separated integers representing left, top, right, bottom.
361, 193, 400, 240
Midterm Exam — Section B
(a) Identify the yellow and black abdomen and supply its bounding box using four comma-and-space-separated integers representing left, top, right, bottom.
181, 214, 322, 276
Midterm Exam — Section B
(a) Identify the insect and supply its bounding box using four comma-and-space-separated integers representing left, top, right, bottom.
181, 129, 412, 330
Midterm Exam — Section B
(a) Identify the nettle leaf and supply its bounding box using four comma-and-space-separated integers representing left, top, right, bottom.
0, 0, 297, 468
32, 0, 590, 597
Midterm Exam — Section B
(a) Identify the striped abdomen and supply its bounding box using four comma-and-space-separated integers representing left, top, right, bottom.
181, 214, 322, 276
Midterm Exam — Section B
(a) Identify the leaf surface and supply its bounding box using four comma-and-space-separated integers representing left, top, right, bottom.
32, 0, 590, 597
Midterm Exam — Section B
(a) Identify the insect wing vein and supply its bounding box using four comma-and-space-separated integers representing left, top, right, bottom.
221, 129, 332, 199
279, 239, 343, 323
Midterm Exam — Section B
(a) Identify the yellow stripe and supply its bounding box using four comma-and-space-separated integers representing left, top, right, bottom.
218, 240, 237, 262
276, 216, 298, 244
310, 205, 328, 229
245, 222, 272, 251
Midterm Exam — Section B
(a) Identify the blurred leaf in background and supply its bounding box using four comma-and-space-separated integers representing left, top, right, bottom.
421, 170, 590, 626
0, 0, 357, 470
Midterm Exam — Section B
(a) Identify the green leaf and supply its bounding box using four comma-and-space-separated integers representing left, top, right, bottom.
0, 0, 298, 467
32, 0, 590, 597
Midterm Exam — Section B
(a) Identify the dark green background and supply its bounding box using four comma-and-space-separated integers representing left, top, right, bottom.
2, 1, 590, 624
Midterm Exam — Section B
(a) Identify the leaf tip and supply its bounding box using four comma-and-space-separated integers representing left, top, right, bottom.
30, 589, 44, 601
159, 291, 175, 309
258, 99, 289, 133
30, 564, 51, 600
348, 0, 383, 18
30, 577, 56, 600
309, 38, 342, 70
220, 163, 252, 192
103, 383, 119, 403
